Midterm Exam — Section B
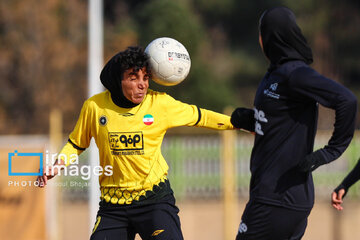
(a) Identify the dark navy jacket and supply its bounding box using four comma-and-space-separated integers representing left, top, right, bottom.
249, 60, 357, 210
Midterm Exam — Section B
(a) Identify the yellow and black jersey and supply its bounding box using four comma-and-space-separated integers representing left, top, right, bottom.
59, 89, 234, 204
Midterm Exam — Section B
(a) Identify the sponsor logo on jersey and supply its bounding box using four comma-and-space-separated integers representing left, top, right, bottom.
109, 132, 144, 155
99, 116, 108, 126
269, 83, 278, 91
143, 114, 154, 125
238, 221, 248, 234
264, 82, 280, 99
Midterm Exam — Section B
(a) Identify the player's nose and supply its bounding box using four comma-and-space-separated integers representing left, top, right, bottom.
138, 79, 146, 89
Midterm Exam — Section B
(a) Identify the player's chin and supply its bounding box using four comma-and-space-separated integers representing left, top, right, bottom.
131, 95, 145, 104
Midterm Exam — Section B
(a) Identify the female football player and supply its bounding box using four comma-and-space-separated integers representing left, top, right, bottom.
231, 6, 357, 240
37, 46, 238, 240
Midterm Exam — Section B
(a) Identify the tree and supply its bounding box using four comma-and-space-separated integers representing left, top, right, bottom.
0, 0, 88, 134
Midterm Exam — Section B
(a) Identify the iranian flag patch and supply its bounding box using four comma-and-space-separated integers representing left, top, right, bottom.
143, 114, 154, 125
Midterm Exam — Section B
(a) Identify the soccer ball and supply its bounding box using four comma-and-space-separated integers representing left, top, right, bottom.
145, 37, 191, 86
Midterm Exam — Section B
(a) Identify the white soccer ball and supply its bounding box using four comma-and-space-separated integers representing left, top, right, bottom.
145, 37, 191, 86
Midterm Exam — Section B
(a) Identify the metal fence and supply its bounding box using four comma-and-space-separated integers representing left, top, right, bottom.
165, 131, 360, 200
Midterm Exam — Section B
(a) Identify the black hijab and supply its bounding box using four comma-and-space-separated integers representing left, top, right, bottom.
100, 47, 149, 108
259, 7, 313, 70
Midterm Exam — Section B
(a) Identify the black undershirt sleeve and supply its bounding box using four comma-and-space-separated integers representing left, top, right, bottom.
340, 159, 360, 190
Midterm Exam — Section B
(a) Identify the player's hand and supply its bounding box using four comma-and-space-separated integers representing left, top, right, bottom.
230, 108, 255, 132
332, 188, 346, 211
36, 165, 60, 188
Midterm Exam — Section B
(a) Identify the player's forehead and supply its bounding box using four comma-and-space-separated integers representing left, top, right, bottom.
124, 67, 149, 76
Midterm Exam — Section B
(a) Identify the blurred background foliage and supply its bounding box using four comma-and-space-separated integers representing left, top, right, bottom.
1, 0, 360, 134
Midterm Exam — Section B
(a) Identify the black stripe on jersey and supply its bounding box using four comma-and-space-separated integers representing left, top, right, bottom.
194, 106, 201, 126
68, 138, 86, 151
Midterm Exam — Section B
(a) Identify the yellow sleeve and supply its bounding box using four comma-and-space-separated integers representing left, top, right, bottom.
58, 142, 84, 166
163, 94, 200, 128
196, 108, 234, 130
58, 100, 94, 166
162, 93, 234, 130
68, 100, 94, 150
